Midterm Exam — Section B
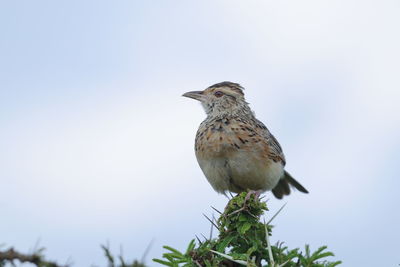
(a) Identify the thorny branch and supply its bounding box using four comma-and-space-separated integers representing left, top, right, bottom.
0, 247, 67, 267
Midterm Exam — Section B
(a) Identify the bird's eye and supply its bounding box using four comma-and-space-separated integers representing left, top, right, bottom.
214, 91, 223, 97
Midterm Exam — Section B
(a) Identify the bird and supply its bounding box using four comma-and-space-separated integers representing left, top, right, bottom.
182, 81, 308, 199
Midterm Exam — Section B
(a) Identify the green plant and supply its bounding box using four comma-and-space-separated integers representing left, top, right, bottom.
154, 191, 341, 267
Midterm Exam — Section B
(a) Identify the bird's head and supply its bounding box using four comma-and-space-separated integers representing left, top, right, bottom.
183, 81, 252, 117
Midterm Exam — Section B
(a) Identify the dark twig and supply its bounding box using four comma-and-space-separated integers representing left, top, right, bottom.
209, 214, 214, 240
211, 206, 222, 215
195, 235, 203, 245
203, 213, 220, 231
200, 233, 208, 241
140, 239, 154, 264
0, 247, 67, 267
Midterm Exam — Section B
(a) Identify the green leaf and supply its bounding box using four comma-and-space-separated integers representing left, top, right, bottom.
312, 251, 334, 261
329, 260, 343, 266
185, 239, 196, 254
239, 214, 248, 222
239, 222, 252, 234
163, 246, 184, 256
216, 235, 235, 251
153, 258, 174, 266
165, 253, 184, 261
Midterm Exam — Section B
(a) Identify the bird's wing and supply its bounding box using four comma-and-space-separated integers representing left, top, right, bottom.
253, 119, 286, 166
224, 117, 286, 166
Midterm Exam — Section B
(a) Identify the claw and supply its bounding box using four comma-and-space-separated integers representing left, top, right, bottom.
244, 190, 261, 202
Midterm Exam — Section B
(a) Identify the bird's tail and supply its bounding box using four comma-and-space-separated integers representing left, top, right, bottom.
272, 171, 309, 199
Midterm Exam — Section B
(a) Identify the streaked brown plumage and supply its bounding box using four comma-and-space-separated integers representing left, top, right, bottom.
183, 81, 308, 199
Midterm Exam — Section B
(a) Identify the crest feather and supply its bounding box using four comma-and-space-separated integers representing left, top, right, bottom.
208, 81, 244, 96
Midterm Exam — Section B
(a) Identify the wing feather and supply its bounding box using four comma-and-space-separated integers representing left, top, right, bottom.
253, 119, 286, 166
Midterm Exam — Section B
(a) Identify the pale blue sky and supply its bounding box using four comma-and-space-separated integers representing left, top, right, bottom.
1, 1, 399, 266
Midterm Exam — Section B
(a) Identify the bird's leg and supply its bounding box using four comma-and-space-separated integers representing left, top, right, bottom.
244, 190, 261, 202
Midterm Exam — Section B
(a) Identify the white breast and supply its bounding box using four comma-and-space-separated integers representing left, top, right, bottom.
196, 152, 284, 194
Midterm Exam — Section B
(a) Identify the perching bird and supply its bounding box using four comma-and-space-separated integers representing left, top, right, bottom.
182, 81, 308, 199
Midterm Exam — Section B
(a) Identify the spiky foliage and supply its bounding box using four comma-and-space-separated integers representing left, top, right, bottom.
0, 247, 68, 267
0, 245, 147, 267
154, 191, 341, 267
102, 245, 147, 267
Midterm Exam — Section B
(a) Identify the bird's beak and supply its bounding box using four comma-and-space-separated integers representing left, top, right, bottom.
182, 90, 204, 101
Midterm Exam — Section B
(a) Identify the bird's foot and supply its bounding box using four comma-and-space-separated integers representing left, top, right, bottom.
244, 190, 261, 202
227, 190, 261, 217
